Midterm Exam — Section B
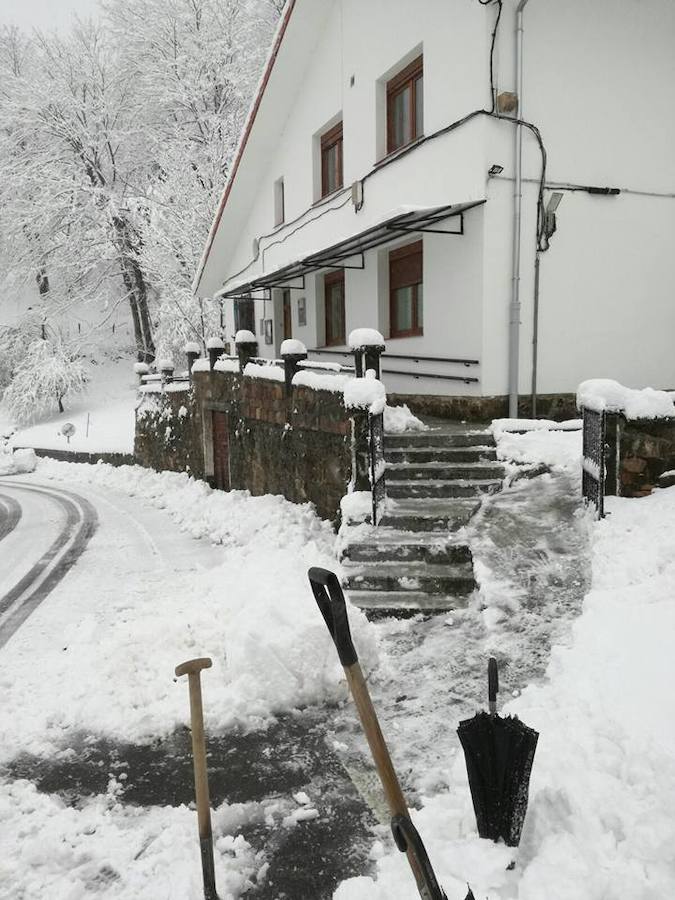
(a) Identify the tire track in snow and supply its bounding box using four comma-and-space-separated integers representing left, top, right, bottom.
0, 482, 98, 649
0, 494, 22, 542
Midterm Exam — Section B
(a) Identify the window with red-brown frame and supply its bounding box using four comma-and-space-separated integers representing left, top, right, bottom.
387, 55, 423, 155
389, 241, 423, 338
324, 270, 345, 346
321, 121, 343, 198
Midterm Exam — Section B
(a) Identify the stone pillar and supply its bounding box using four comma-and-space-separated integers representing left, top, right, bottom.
280, 339, 308, 396
184, 342, 201, 383
134, 362, 150, 386
235, 330, 258, 374
349, 329, 386, 378
206, 336, 225, 370
157, 359, 175, 387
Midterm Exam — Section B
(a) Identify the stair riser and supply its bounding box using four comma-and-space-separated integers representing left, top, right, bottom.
344, 574, 476, 594
388, 482, 500, 499
385, 449, 497, 463
386, 465, 504, 481
386, 433, 494, 449
379, 513, 474, 532
341, 544, 472, 565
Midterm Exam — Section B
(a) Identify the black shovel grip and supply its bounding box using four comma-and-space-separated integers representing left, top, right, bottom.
308, 567, 358, 667
488, 657, 499, 705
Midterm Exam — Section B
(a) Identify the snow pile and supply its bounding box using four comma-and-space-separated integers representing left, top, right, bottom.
243, 362, 284, 382
493, 418, 582, 473
577, 378, 675, 420
337, 487, 675, 900
0, 447, 37, 475
383, 403, 428, 434
343, 372, 386, 414
348, 328, 385, 349
340, 491, 373, 525
0, 779, 268, 900
0, 460, 378, 756
280, 338, 306, 356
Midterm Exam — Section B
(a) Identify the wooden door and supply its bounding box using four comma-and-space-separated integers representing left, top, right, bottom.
324, 270, 345, 346
282, 289, 292, 341
212, 411, 230, 491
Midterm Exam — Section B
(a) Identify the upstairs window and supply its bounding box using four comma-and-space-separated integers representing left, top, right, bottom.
389, 241, 423, 338
321, 121, 343, 198
234, 297, 255, 334
387, 55, 423, 154
274, 176, 285, 226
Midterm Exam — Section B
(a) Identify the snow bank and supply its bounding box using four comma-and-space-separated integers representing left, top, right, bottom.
383, 403, 428, 434
493, 418, 582, 473
0, 779, 269, 899
0, 461, 378, 756
348, 328, 385, 349
0, 447, 37, 475
336, 487, 675, 900
577, 378, 675, 420
343, 372, 386, 414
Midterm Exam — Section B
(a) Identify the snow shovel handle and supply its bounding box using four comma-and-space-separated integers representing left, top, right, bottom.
488, 657, 499, 716
308, 567, 358, 667
391, 815, 448, 900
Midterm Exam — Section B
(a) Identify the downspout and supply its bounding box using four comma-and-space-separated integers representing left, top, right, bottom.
509, 0, 531, 418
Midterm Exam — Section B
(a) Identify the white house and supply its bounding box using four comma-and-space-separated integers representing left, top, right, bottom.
193, 0, 675, 417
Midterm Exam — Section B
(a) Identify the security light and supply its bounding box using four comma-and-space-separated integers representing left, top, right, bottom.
488, 164, 504, 176
544, 191, 564, 239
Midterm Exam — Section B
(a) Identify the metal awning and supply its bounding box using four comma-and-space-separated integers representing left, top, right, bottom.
219, 199, 486, 298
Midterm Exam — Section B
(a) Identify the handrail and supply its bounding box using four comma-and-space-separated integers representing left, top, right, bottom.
382, 368, 479, 384
307, 348, 479, 367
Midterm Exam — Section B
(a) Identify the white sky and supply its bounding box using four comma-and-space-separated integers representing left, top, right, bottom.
0, 0, 100, 32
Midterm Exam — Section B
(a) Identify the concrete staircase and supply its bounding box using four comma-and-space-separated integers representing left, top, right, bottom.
341, 423, 502, 615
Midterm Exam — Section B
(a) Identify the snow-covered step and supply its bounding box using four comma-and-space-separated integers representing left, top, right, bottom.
385, 447, 498, 464
345, 590, 464, 614
385, 431, 494, 449
387, 478, 502, 499
342, 561, 475, 595
379, 498, 481, 532
386, 461, 504, 481
340, 531, 472, 565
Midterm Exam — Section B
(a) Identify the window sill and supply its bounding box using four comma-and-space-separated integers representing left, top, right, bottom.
389, 330, 424, 340
377, 135, 426, 168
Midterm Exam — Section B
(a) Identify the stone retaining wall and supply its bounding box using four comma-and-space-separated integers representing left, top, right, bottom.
616, 418, 675, 498
134, 371, 352, 523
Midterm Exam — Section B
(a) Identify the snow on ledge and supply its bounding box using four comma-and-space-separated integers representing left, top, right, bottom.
191, 359, 211, 373
292, 370, 351, 392
234, 329, 256, 344
243, 362, 284, 382
348, 328, 385, 349
492, 418, 582, 437
213, 358, 240, 374
577, 379, 675, 420
280, 339, 307, 356
343, 371, 386, 413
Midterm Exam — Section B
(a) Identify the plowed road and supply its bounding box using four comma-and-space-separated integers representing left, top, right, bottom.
0, 480, 98, 649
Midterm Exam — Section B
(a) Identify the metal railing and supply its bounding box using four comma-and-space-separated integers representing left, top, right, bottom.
307, 348, 480, 384
581, 407, 606, 518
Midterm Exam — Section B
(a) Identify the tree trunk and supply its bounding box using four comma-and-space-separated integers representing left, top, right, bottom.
112, 215, 156, 363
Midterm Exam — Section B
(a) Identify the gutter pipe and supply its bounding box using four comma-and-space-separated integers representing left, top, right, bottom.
509, 0, 531, 418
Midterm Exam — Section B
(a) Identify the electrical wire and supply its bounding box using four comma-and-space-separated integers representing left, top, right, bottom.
479, 0, 503, 113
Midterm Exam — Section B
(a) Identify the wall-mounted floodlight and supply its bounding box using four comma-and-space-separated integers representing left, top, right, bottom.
544, 191, 564, 239
488, 164, 504, 176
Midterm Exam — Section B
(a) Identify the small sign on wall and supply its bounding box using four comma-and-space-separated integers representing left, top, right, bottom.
297, 296, 307, 327
264, 319, 274, 345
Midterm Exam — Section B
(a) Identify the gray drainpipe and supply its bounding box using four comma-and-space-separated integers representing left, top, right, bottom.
509, 0, 531, 418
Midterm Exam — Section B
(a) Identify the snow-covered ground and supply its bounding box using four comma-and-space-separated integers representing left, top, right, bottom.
1, 357, 137, 454
1, 419, 674, 898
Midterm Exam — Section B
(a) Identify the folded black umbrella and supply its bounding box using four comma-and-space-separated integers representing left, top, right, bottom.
457, 658, 538, 848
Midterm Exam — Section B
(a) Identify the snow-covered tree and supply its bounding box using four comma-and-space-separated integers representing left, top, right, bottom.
3, 339, 87, 424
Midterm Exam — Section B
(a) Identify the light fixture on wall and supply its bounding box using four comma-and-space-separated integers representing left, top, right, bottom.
544, 191, 564, 239
488, 164, 504, 176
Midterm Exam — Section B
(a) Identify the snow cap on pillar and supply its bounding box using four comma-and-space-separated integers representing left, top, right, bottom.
206, 337, 224, 350
184, 341, 201, 354
280, 339, 307, 357
234, 330, 256, 344
348, 328, 385, 349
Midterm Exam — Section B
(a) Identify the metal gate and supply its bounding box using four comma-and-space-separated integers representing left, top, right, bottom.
368, 411, 386, 525
582, 407, 605, 517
